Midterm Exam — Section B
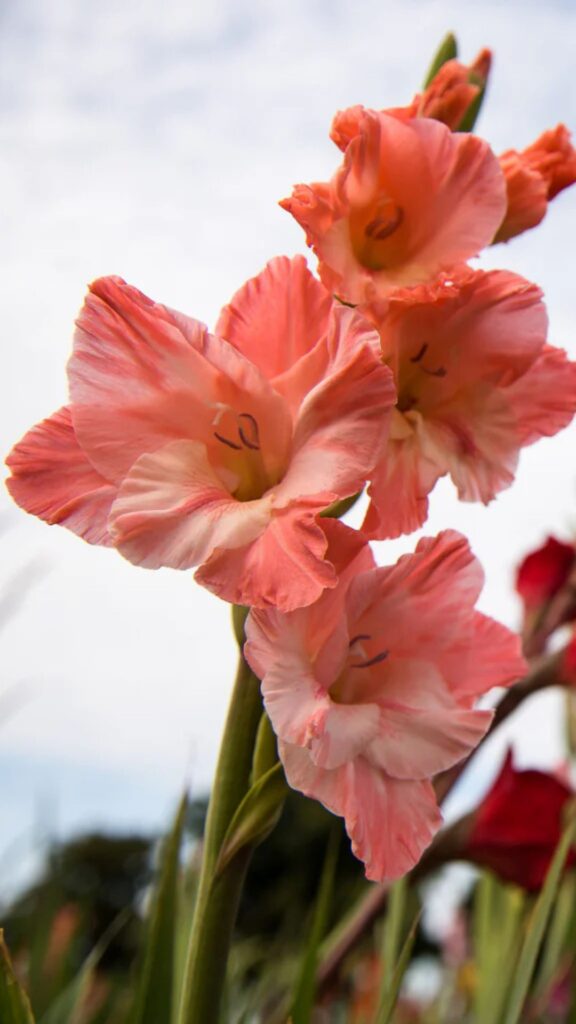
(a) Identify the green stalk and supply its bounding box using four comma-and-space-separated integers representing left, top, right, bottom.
178, 652, 263, 1024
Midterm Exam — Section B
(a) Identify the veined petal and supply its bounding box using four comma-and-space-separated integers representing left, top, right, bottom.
6, 406, 115, 546
445, 612, 526, 700
109, 439, 271, 570
346, 531, 484, 653
195, 506, 337, 611
274, 307, 395, 506
419, 402, 519, 506
363, 425, 442, 540
506, 344, 576, 447
280, 743, 442, 881
70, 276, 293, 483
366, 659, 492, 779
307, 701, 381, 770
215, 255, 333, 380
259, 651, 332, 747
245, 520, 373, 684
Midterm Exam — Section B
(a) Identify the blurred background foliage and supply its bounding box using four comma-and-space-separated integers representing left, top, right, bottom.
0, 787, 575, 1023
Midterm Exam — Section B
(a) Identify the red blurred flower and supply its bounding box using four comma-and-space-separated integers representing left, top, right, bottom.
516, 536, 575, 611
515, 536, 576, 656
464, 751, 576, 890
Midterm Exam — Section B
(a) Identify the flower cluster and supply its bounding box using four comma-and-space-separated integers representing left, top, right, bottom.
6, 46, 576, 880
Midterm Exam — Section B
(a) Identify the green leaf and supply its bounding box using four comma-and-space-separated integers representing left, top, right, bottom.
423, 32, 458, 88
472, 873, 525, 1024
214, 763, 287, 877
320, 492, 362, 520
0, 931, 35, 1024
379, 877, 408, 995
130, 793, 188, 1024
375, 908, 421, 1024
503, 802, 576, 1024
534, 872, 576, 998
290, 825, 340, 1024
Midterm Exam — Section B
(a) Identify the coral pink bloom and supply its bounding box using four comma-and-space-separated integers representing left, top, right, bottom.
494, 125, 576, 243
331, 49, 492, 147
6, 270, 395, 611
464, 752, 576, 890
246, 526, 526, 881
280, 111, 506, 303
361, 267, 576, 539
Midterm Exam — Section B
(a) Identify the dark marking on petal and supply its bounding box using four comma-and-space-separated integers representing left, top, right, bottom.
365, 205, 404, 241
214, 431, 242, 451
350, 649, 390, 669
238, 412, 261, 451
349, 633, 371, 647
411, 342, 429, 363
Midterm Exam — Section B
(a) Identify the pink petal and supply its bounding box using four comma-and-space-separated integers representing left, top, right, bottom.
365, 659, 492, 779
280, 742, 442, 881
363, 422, 442, 540
273, 306, 395, 506
215, 255, 333, 380
307, 702, 381, 769
507, 344, 576, 447
346, 531, 484, 655
196, 506, 338, 611
6, 406, 116, 546
70, 276, 292, 483
109, 439, 271, 570
260, 652, 332, 748
419, 397, 519, 504
445, 611, 527, 700
245, 520, 374, 684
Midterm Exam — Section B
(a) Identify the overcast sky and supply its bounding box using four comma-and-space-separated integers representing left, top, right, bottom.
1, 0, 576, 897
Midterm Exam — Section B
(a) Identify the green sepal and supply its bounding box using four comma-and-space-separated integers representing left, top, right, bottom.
320, 491, 362, 520
214, 762, 287, 878
457, 74, 487, 132
423, 32, 458, 88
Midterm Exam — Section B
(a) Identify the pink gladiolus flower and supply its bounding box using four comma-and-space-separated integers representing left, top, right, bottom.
494, 125, 576, 244
360, 267, 576, 539
6, 269, 395, 611
280, 111, 506, 303
245, 525, 526, 881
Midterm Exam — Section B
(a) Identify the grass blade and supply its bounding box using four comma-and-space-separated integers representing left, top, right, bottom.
375, 908, 421, 1024
379, 877, 408, 996
0, 930, 35, 1023
38, 911, 129, 1024
290, 825, 340, 1024
131, 793, 188, 1024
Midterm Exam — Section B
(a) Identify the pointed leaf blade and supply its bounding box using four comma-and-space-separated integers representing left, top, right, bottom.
0, 930, 35, 1024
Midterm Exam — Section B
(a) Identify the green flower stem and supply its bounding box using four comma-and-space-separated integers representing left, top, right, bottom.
178, 650, 263, 1024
